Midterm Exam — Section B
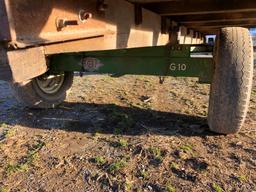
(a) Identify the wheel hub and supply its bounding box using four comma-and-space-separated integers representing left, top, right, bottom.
35, 74, 65, 94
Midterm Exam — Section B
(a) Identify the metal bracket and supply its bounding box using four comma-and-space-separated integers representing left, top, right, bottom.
7, 47, 48, 83
134, 3, 143, 25
169, 22, 179, 44
161, 17, 169, 34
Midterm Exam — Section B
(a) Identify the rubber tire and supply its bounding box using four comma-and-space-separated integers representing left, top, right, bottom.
10, 72, 74, 109
208, 27, 254, 134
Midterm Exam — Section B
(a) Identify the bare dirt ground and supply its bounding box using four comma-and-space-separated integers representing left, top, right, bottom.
0, 71, 255, 192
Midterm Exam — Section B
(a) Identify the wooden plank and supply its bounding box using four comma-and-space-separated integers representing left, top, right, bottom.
169, 11, 256, 23
141, 0, 256, 16
181, 19, 256, 28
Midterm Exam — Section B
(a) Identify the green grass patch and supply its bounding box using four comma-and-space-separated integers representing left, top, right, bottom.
252, 89, 256, 96
0, 123, 15, 140
6, 140, 45, 175
0, 123, 8, 128
180, 144, 193, 152
108, 159, 127, 174
93, 156, 107, 166
118, 139, 128, 147
149, 147, 164, 163
125, 181, 132, 191
138, 170, 149, 179
149, 147, 161, 157
6, 163, 29, 174
3, 129, 16, 138
170, 162, 180, 170
0, 126, 16, 140
237, 175, 247, 183
212, 183, 224, 192
0, 187, 8, 192
166, 183, 176, 192
92, 131, 100, 137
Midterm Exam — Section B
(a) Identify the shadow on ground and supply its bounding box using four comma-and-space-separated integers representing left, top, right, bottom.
4, 101, 219, 137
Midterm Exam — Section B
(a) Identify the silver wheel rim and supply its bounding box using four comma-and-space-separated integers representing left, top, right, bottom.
35, 74, 65, 94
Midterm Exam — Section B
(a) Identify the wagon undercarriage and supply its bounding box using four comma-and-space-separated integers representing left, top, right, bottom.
0, 0, 254, 134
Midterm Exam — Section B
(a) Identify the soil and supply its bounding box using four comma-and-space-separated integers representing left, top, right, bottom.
0, 71, 255, 192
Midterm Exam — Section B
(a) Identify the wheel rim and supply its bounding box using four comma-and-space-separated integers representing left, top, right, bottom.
35, 74, 65, 94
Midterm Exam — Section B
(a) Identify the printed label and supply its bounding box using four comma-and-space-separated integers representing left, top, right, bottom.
169, 63, 187, 71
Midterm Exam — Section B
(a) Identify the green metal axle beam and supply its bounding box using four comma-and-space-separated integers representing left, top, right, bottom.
49, 45, 214, 83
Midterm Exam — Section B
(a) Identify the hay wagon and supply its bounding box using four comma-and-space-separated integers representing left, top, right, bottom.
0, 0, 255, 134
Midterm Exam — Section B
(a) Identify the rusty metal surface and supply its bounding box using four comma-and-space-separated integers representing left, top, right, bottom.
7, 47, 48, 83
3, 0, 106, 47
0, 0, 170, 83
44, 0, 170, 53
0, 0, 256, 46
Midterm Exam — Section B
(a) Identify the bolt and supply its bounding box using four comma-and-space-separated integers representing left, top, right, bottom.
56, 18, 78, 31
79, 10, 92, 23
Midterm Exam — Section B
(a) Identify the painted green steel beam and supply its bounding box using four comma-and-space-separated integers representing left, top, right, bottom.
49, 45, 214, 83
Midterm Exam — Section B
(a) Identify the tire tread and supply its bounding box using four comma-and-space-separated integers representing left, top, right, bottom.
208, 27, 254, 134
